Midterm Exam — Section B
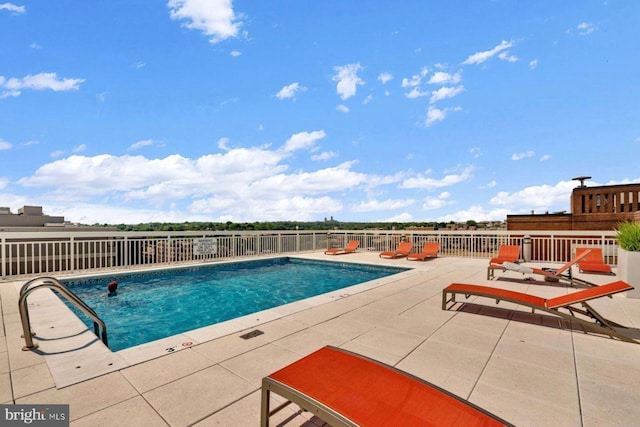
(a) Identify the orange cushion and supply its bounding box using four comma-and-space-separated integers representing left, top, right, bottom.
268, 346, 509, 426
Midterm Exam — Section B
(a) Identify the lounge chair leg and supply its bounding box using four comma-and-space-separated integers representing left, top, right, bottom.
261, 387, 270, 427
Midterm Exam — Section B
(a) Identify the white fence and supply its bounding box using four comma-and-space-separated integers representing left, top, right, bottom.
0, 229, 618, 280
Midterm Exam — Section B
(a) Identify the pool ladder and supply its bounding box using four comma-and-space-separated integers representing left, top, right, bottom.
19, 276, 109, 351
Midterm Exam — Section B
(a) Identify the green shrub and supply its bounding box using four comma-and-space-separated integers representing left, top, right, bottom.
616, 221, 640, 252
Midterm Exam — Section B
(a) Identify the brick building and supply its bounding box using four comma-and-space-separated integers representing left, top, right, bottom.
507, 182, 640, 231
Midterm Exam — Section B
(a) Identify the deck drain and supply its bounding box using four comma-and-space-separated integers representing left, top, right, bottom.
240, 329, 264, 340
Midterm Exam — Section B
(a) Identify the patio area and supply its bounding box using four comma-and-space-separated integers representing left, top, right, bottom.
2, 253, 639, 426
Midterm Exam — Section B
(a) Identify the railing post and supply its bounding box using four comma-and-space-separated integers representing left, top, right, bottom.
1, 237, 5, 279
70, 237, 75, 272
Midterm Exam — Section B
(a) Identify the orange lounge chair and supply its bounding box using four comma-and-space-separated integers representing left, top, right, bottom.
576, 247, 614, 275
325, 240, 360, 255
379, 241, 413, 259
442, 280, 638, 344
487, 245, 521, 279
261, 345, 513, 427
497, 249, 596, 287
407, 242, 440, 261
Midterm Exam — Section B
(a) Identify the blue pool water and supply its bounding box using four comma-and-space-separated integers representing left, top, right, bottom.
60, 257, 408, 351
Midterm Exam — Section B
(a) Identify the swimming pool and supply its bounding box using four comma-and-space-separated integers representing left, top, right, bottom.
60, 257, 408, 351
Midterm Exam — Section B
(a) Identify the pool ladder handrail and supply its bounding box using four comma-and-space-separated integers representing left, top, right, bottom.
19, 276, 109, 351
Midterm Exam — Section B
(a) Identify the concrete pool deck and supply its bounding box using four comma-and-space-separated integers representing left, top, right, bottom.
1, 253, 640, 426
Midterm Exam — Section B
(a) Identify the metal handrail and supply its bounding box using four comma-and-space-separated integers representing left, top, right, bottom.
18, 276, 108, 351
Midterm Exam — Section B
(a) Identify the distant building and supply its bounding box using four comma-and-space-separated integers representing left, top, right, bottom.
507, 181, 640, 231
0, 206, 115, 231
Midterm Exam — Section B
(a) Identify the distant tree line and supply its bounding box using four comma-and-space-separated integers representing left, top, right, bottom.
92, 219, 491, 232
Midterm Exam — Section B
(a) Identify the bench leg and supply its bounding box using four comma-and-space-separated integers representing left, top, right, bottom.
261, 386, 270, 427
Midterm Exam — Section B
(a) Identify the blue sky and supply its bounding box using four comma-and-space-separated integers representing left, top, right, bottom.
1, 1, 639, 224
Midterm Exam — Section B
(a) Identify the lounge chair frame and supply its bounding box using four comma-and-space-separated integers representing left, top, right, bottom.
486, 245, 521, 279
262, 345, 513, 427
324, 240, 359, 255
576, 247, 614, 275
407, 241, 440, 261
442, 281, 639, 344
491, 249, 597, 287
379, 241, 413, 259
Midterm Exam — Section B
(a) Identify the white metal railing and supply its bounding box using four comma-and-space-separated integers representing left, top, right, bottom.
0, 229, 618, 280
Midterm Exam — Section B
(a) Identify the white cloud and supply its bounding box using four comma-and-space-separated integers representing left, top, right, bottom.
73, 144, 87, 153
429, 85, 464, 104
462, 40, 514, 65
0, 90, 19, 99
230, 50, 242, 57
281, 130, 326, 153
405, 87, 428, 99
275, 82, 306, 100
529, 59, 538, 70
489, 180, 575, 213
469, 147, 482, 158
1, 72, 85, 97
167, 0, 243, 44
498, 51, 518, 62
378, 72, 393, 84
332, 63, 364, 100
539, 154, 551, 162
401, 67, 428, 88
311, 151, 336, 161
352, 198, 416, 212
422, 192, 453, 210
400, 166, 473, 190
379, 212, 414, 222
50, 150, 64, 158
0, 3, 25, 13
217, 137, 231, 150
427, 71, 462, 85
512, 151, 535, 160
0, 138, 12, 150
129, 139, 155, 151
424, 106, 461, 127
577, 22, 597, 36
363, 94, 373, 104
336, 104, 349, 113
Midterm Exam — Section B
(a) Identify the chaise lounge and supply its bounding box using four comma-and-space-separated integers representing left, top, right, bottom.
261, 345, 513, 427
379, 241, 413, 259
487, 245, 521, 279
442, 280, 639, 343
575, 247, 614, 275
407, 242, 440, 261
495, 249, 596, 287
325, 240, 360, 255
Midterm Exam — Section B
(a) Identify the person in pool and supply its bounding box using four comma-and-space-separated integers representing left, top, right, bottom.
107, 281, 118, 297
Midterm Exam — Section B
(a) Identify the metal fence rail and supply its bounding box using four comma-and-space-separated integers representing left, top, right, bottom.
1, 229, 618, 280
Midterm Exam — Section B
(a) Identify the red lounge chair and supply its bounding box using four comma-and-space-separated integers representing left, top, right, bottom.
576, 247, 614, 275
325, 240, 359, 255
499, 249, 596, 287
487, 245, 521, 279
379, 241, 413, 259
407, 242, 440, 261
442, 280, 638, 344
261, 345, 513, 427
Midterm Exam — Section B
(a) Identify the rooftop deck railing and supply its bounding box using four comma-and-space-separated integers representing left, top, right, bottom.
0, 229, 618, 280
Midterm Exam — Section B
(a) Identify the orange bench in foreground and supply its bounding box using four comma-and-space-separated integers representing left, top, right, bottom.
262, 345, 513, 426
442, 280, 638, 344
